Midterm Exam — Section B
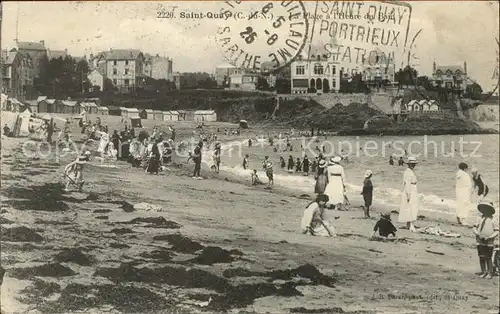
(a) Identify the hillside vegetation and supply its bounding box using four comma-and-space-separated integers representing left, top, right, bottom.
97, 89, 494, 135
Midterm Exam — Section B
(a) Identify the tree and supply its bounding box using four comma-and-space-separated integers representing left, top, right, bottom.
464, 82, 483, 100
275, 78, 291, 94
395, 66, 418, 88
416, 75, 434, 91
256, 76, 269, 90
75, 59, 91, 94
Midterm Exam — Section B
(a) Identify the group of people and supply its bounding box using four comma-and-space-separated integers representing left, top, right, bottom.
299, 153, 499, 278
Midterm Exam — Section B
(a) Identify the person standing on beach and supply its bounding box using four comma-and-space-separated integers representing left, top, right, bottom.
295, 158, 302, 173
473, 201, 499, 279
455, 162, 472, 226
265, 161, 274, 187
361, 170, 374, 218
303, 156, 310, 176
324, 156, 346, 209
192, 141, 202, 179
398, 157, 404, 166
471, 169, 489, 203
287, 156, 294, 172
279, 156, 286, 169
311, 158, 318, 174
314, 160, 328, 195
398, 157, 419, 232
243, 154, 249, 170
389, 156, 394, 166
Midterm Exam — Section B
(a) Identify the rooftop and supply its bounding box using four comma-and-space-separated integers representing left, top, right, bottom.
47, 49, 68, 60
17, 41, 46, 51
101, 49, 142, 61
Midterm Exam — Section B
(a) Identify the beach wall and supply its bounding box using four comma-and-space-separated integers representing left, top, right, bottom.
277, 92, 395, 114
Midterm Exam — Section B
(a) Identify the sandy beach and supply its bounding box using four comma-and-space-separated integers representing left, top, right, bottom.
1, 118, 499, 314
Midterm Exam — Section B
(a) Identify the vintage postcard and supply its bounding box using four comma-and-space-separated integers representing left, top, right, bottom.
1, 1, 499, 313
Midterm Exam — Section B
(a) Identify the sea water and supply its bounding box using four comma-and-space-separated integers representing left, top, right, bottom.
205, 134, 499, 219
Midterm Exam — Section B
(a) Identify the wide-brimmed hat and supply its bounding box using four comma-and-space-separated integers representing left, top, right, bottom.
364, 170, 373, 178
478, 201, 495, 216
381, 212, 391, 219
318, 160, 327, 168
407, 157, 418, 164
330, 156, 341, 163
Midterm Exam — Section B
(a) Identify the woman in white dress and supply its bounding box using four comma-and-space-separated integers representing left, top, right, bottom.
455, 162, 472, 225
324, 156, 346, 209
398, 157, 419, 232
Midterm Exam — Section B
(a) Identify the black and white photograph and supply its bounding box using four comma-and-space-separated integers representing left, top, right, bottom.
1, 1, 499, 313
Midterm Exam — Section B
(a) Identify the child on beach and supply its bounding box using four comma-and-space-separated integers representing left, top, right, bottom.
371, 212, 397, 239
251, 170, 264, 186
473, 201, 499, 279
265, 162, 274, 187
243, 154, 249, 170
361, 170, 374, 218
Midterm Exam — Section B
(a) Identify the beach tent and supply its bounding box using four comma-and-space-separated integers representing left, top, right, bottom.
162, 111, 171, 121
194, 110, 217, 122
98, 106, 109, 115
38, 99, 56, 113
169, 111, 179, 121
37, 96, 48, 102
406, 100, 418, 112
239, 120, 248, 128
418, 100, 427, 111
153, 110, 163, 120
428, 100, 440, 111
141, 109, 154, 119
120, 107, 129, 118
130, 117, 142, 128
127, 108, 140, 119
86, 102, 98, 114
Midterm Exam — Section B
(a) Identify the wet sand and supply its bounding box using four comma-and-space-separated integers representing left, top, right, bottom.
1, 127, 499, 314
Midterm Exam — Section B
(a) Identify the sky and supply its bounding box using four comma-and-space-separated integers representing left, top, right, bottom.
2, 1, 499, 91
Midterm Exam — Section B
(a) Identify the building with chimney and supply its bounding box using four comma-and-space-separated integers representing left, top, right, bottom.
214, 63, 238, 87
47, 48, 68, 60
290, 54, 341, 94
431, 61, 468, 91
144, 54, 174, 81
1, 50, 34, 100
15, 41, 47, 78
92, 49, 145, 93
361, 49, 396, 88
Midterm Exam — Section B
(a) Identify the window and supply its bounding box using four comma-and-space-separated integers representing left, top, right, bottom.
113, 69, 117, 75
296, 65, 305, 75
113, 79, 117, 85
125, 60, 129, 66
125, 69, 129, 75
113, 60, 117, 66
314, 63, 324, 75
292, 79, 308, 88
124, 79, 130, 86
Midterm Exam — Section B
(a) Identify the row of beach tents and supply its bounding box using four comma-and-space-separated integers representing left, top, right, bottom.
1, 94, 218, 123
393, 99, 441, 114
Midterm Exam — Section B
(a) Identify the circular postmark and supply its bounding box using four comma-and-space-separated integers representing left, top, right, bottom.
215, 1, 309, 74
